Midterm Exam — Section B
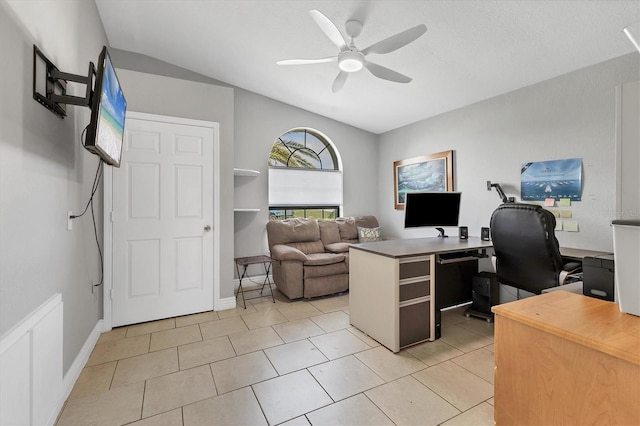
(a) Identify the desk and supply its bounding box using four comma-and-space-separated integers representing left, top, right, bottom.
349, 237, 492, 352
559, 247, 612, 261
234, 255, 275, 309
492, 292, 640, 425
349, 238, 612, 352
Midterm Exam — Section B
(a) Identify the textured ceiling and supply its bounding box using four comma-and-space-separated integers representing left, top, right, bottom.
95, 0, 639, 134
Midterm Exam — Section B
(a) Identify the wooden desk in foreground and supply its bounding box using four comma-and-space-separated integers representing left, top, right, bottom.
492, 291, 640, 425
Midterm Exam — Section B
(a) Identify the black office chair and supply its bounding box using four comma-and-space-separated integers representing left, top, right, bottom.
490, 203, 581, 295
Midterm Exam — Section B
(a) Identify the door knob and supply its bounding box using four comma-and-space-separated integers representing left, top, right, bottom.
204, 225, 212, 232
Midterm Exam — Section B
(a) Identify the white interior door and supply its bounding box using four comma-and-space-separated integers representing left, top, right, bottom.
111, 115, 216, 327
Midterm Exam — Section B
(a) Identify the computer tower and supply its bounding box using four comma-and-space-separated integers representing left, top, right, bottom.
466, 272, 499, 320
583, 255, 615, 301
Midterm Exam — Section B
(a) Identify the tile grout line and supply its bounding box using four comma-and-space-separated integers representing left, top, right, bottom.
65, 296, 493, 425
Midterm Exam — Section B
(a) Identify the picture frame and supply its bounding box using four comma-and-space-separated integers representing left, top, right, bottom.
521, 158, 582, 201
393, 150, 454, 209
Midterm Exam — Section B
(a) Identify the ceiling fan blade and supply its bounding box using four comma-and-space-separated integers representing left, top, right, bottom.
277, 56, 337, 65
310, 9, 348, 51
361, 24, 427, 56
332, 71, 349, 93
364, 61, 412, 83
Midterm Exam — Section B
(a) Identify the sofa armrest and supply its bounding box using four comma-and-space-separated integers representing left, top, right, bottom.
270, 244, 308, 262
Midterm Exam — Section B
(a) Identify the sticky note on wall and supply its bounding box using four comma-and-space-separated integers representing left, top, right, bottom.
564, 220, 579, 232
559, 210, 572, 218
555, 220, 563, 231
559, 198, 571, 207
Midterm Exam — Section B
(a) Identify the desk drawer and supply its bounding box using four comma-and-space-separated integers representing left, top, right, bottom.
399, 256, 430, 280
400, 280, 430, 302
399, 298, 430, 347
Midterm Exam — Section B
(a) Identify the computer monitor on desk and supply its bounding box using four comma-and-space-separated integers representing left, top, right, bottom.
404, 191, 461, 238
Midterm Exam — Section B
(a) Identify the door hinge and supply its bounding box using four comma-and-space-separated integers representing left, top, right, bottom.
110, 288, 114, 300
110, 211, 115, 223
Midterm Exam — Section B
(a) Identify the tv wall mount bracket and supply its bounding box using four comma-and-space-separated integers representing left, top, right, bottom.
32, 45, 95, 118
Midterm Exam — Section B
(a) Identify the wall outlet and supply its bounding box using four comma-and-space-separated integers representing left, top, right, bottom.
67, 211, 73, 231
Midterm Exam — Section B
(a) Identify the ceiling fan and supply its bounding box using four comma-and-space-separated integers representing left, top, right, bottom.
277, 10, 427, 93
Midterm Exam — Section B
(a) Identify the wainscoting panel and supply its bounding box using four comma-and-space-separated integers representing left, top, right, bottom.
0, 294, 63, 426
0, 332, 30, 425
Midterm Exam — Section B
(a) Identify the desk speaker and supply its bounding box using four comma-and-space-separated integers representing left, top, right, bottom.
481, 227, 491, 241
459, 226, 468, 240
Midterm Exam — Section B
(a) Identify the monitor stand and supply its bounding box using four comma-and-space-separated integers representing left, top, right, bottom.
436, 227, 448, 238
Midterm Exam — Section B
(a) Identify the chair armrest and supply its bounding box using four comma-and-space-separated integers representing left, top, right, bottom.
563, 262, 582, 273
559, 262, 582, 285
270, 244, 308, 262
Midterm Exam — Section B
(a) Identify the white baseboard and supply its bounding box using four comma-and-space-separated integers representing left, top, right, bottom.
57, 319, 104, 417
215, 296, 237, 311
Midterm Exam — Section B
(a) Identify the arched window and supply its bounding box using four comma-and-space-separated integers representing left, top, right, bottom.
268, 128, 342, 220
269, 129, 338, 170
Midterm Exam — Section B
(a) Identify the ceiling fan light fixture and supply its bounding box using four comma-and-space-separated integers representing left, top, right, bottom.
338, 51, 364, 72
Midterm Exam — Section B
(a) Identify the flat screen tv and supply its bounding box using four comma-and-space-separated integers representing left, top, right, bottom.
84, 46, 127, 167
404, 191, 461, 237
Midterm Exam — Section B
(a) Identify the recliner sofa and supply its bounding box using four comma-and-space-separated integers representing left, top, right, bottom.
266, 216, 380, 299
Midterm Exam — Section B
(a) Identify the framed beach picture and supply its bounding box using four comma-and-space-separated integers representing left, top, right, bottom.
394, 150, 454, 209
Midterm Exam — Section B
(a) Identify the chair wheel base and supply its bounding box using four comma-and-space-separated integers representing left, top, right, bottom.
464, 307, 494, 323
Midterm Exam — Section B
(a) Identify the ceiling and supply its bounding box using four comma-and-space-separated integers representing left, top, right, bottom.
95, 0, 639, 134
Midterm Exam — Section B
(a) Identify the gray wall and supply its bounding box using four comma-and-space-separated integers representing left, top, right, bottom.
378, 53, 639, 252
233, 89, 378, 259
0, 0, 108, 372
1, 0, 636, 379
617, 80, 640, 220
110, 51, 380, 278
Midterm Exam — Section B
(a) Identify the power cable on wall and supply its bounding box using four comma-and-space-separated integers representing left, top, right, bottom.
71, 127, 105, 288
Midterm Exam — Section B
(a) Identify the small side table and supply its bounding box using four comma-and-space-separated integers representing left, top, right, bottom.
234, 255, 276, 309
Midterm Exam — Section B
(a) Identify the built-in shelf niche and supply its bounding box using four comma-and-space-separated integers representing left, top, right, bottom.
234, 168, 260, 212
234, 168, 260, 177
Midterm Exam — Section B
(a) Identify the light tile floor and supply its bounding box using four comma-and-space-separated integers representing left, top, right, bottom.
56, 290, 495, 426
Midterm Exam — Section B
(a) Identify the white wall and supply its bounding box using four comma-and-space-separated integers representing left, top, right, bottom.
378, 53, 639, 252
0, 0, 107, 373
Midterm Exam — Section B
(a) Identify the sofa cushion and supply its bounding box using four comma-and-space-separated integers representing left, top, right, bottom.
358, 226, 382, 242
318, 220, 341, 245
289, 240, 325, 255
270, 244, 307, 261
354, 215, 380, 229
304, 253, 345, 266
336, 218, 358, 240
304, 261, 348, 278
266, 218, 320, 248
324, 242, 351, 253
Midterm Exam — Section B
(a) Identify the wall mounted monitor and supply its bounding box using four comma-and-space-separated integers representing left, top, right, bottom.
84, 46, 127, 167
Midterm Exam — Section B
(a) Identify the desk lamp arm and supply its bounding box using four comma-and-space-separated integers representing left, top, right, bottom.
487, 181, 514, 203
